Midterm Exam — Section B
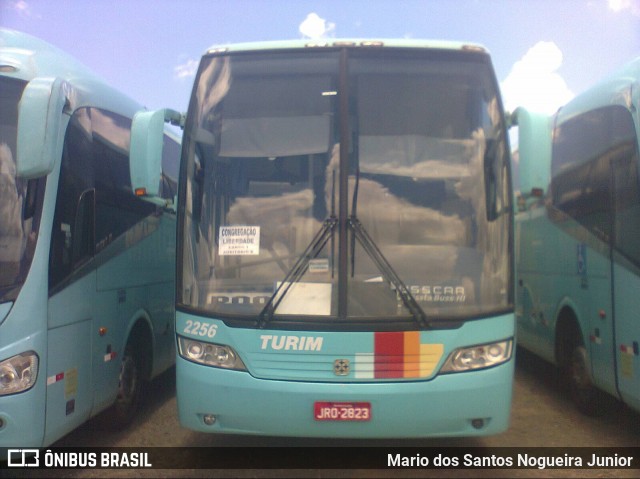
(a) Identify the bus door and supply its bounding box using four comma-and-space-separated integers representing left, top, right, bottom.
611, 146, 640, 411
43, 110, 97, 444
45, 188, 96, 444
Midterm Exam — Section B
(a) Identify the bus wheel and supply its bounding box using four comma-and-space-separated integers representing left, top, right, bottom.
567, 343, 602, 416
109, 341, 145, 428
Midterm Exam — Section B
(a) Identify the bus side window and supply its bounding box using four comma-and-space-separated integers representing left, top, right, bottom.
552, 105, 638, 248
49, 108, 95, 291
92, 108, 156, 253
612, 110, 640, 265
552, 107, 612, 241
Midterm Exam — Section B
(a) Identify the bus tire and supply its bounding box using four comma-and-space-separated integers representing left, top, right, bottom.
108, 340, 146, 428
567, 342, 602, 416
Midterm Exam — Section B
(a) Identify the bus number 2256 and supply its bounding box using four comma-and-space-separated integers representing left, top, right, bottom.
183, 320, 218, 338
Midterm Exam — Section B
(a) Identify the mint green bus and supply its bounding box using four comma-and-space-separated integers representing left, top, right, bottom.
515, 57, 640, 415
0, 29, 178, 447
131, 39, 515, 437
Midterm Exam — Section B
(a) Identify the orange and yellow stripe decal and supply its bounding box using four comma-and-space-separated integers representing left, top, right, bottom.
355, 332, 444, 379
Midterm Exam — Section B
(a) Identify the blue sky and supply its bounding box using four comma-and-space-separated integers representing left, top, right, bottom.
2, 0, 640, 115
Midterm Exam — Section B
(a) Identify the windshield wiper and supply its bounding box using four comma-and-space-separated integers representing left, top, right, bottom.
258, 169, 338, 328
349, 161, 429, 328
256, 159, 428, 329
257, 216, 337, 328
349, 216, 430, 329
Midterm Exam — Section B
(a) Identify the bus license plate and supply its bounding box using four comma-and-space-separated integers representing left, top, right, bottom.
314, 402, 371, 421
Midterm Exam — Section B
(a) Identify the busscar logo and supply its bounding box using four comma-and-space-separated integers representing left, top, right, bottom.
7, 449, 39, 467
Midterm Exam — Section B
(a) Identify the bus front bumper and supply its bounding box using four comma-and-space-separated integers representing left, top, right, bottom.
176, 357, 514, 438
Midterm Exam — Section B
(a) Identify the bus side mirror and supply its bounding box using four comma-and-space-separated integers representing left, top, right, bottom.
130, 108, 182, 201
513, 107, 551, 199
17, 77, 68, 179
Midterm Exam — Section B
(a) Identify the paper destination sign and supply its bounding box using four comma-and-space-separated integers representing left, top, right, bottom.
219, 226, 260, 256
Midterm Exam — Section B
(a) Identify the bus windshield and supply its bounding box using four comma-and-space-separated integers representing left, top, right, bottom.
0, 76, 43, 304
180, 48, 511, 326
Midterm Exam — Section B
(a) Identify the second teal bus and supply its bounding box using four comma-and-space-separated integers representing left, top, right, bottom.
515, 57, 640, 415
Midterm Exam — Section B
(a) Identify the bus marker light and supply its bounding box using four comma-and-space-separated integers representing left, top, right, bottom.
46, 372, 64, 386
333, 41, 356, 47
103, 351, 117, 362
203, 414, 216, 426
305, 42, 330, 48
620, 344, 636, 355
462, 45, 486, 53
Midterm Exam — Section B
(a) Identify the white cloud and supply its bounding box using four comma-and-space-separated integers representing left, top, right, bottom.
299, 13, 335, 39
8, 0, 34, 18
174, 58, 199, 80
501, 41, 574, 115
608, 0, 640, 16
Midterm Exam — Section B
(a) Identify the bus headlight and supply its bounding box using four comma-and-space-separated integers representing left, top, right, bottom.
178, 337, 247, 371
440, 339, 512, 373
0, 351, 39, 395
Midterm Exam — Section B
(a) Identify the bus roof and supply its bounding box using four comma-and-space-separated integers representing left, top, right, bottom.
0, 28, 105, 83
557, 56, 640, 122
0, 28, 143, 116
205, 38, 489, 56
